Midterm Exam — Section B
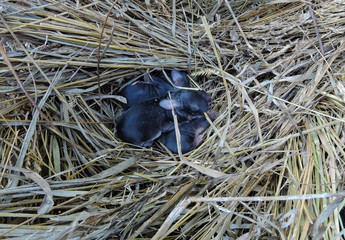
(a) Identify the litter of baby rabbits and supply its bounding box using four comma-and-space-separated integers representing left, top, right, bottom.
116, 70, 213, 153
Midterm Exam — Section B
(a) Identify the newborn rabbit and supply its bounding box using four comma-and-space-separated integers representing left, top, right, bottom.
169, 90, 210, 120
119, 70, 191, 109
159, 113, 215, 153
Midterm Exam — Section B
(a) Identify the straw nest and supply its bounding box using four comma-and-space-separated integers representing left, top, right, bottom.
1, 0, 345, 239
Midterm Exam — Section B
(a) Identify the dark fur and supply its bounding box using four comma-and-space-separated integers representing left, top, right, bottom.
159, 116, 211, 153
116, 90, 209, 147
119, 70, 190, 109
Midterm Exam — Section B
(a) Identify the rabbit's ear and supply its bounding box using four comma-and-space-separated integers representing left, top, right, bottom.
171, 70, 189, 87
159, 99, 180, 110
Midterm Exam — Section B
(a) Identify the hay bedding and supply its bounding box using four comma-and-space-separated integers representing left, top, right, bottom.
1, 0, 345, 239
